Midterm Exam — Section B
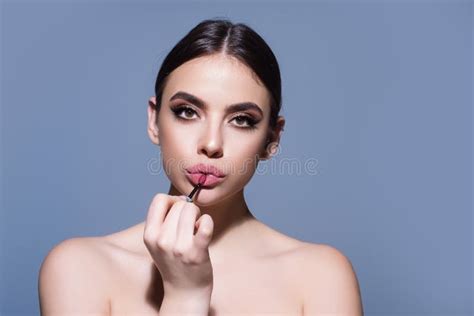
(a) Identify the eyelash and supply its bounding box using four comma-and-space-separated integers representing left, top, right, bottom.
170, 105, 258, 130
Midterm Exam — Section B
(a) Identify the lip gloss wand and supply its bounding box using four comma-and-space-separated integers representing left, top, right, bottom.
185, 174, 206, 203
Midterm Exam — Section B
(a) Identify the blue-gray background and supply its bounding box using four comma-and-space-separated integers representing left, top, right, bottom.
1, 1, 472, 315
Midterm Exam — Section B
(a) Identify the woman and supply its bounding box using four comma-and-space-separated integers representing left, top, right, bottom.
39, 19, 363, 315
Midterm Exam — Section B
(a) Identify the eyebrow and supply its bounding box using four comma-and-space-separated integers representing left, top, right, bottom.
169, 91, 264, 117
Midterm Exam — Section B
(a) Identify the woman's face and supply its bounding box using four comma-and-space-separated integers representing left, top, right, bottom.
148, 54, 275, 206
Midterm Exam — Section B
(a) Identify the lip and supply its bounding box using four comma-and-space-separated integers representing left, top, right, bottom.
185, 163, 226, 178
185, 163, 226, 188
185, 171, 225, 188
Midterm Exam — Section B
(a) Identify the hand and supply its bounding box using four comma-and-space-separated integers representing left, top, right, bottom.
143, 193, 215, 295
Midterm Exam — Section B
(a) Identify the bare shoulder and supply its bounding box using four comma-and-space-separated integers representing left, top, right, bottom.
296, 242, 364, 315
40, 236, 116, 274
298, 242, 355, 269
38, 237, 114, 315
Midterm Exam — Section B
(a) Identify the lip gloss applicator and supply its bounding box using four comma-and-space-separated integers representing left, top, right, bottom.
185, 174, 206, 202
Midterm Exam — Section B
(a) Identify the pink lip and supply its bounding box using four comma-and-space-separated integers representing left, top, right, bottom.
185, 163, 226, 188
185, 172, 225, 187
186, 163, 226, 177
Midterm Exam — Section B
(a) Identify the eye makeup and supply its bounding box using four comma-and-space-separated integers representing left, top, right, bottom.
170, 104, 198, 120
169, 104, 260, 130
232, 114, 258, 130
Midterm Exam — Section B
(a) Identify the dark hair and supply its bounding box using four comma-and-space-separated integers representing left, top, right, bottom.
153, 18, 282, 129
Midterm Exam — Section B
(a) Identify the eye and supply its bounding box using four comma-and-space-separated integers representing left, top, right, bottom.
171, 105, 198, 120
171, 104, 259, 131
231, 115, 258, 130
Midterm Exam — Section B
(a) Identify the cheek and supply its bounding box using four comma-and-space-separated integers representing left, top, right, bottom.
225, 136, 265, 176
158, 124, 196, 176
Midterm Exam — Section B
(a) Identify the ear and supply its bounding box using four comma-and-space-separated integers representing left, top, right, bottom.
147, 96, 160, 146
259, 116, 285, 161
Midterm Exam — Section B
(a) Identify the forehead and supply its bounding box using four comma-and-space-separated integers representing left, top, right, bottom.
162, 54, 270, 113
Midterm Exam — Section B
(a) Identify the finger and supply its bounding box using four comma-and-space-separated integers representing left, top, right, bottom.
193, 214, 214, 250
159, 200, 188, 245
175, 203, 201, 249
143, 194, 185, 243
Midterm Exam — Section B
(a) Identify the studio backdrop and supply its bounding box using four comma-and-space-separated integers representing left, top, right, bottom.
1, 1, 472, 315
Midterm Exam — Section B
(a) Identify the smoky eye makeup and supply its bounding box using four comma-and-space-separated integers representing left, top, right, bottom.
169, 103, 262, 131
170, 104, 198, 120
231, 114, 260, 130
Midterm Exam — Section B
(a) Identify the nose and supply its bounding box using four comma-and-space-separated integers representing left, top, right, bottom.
197, 121, 224, 159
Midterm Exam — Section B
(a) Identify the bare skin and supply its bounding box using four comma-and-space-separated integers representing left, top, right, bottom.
39, 53, 363, 315
100, 219, 309, 315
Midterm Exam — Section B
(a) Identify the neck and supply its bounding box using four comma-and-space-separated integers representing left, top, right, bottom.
132, 185, 264, 264
168, 184, 257, 250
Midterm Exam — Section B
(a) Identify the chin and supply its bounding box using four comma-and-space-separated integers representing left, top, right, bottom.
168, 170, 252, 207
183, 178, 243, 208
186, 185, 226, 207
165, 175, 222, 204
